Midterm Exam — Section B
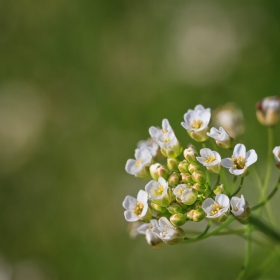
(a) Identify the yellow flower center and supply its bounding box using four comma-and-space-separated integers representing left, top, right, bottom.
133, 202, 144, 216
205, 156, 215, 164
154, 185, 165, 196
211, 203, 223, 215
232, 156, 246, 169
164, 138, 170, 143
135, 159, 142, 166
162, 129, 168, 134
191, 119, 203, 129
179, 188, 184, 195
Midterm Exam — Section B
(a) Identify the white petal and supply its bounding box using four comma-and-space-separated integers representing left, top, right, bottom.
158, 217, 173, 228
137, 190, 148, 203
221, 158, 233, 168
212, 151, 221, 161
122, 196, 137, 210
149, 126, 159, 138
200, 148, 213, 159
245, 149, 258, 167
233, 144, 246, 158
125, 159, 137, 175
196, 157, 206, 165
162, 119, 171, 131
124, 210, 139, 222
216, 194, 229, 207
202, 198, 215, 214
229, 168, 245, 176
139, 203, 148, 218
158, 177, 167, 186
137, 223, 150, 234
145, 180, 159, 195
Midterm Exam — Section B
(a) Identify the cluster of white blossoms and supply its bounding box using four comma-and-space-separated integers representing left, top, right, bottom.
123, 97, 280, 247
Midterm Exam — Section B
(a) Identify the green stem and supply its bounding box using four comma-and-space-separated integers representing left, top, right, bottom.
230, 177, 244, 197
215, 174, 220, 186
183, 216, 235, 243
252, 176, 280, 211
248, 214, 280, 243
237, 225, 252, 280
260, 127, 274, 200
228, 176, 237, 195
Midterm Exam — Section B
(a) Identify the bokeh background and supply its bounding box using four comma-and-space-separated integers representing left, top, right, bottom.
0, 0, 280, 279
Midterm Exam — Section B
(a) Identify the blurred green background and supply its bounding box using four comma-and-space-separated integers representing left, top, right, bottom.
0, 0, 280, 279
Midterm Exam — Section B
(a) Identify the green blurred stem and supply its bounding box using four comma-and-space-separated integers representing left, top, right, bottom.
228, 176, 237, 195
260, 127, 274, 200
248, 214, 280, 243
230, 177, 244, 197
251, 176, 280, 211
183, 216, 235, 243
215, 174, 220, 186
237, 225, 252, 280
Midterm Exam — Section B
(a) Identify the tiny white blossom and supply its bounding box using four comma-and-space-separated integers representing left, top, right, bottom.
137, 220, 163, 247
196, 148, 221, 173
125, 147, 153, 179
145, 177, 170, 207
230, 195, 250, 220
202, 194, 230, 222
181, 105, 211, 142
221, 143, 257, 176
153, 217, 185, 244
256, 96, 280, 126
206, 127, 233, 149
149, 119, 182, 158
137, 138, 159, 157
122, 190, 151, 222
273, 146, 280, 169
173, 184, 197, 205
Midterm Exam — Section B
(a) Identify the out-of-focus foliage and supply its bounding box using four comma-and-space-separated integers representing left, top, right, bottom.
0, 0, 280, 279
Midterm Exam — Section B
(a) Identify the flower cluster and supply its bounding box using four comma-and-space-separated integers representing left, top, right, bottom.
123, 97, 280, 249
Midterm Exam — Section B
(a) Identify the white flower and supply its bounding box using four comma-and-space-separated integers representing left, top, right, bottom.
137, 138, 159, 157
273, 146, 280, 169
206, 127, 233, 149
181, 105, 211, 142
173, 184, 197, 205
125, 147, 153, 179
152, 217, 185, 244
202, 194, 230, 222
221, 144, 257, 176
122, 190, 151, 222
196, 148, 221, 173
145, 177, 170, 207
230, 195, 250, 220
137, 220, 163, 247
149, 119, 182, 158
256, 96, 280, 126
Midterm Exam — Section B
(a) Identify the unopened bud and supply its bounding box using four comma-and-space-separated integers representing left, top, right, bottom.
181, 172, 194, 184
183, 145, 198, 163
192, 183, 205, 193
168, 172, 180, 186
187, 208, 205, 222
149, 163, 169, 181
273, 146, 280, 169
167, 157, 180, 171
213, 184, 224, 195
178, 160, 189, 173
192, 170, 206, 184
167, 202, 183, 214
151, 202, 168, 214
188, 163, 201, 173
256, 96, 280, 126
170, 213, 187, 227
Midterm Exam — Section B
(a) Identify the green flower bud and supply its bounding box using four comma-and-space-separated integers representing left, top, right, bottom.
168, 172, 181, 186
187, 129, 209, 142
213, 184, 224, 195
178, 160, 189, 173
167, 202, 183, 214
183, 145, 198, 163
188, 163, 201, 173
187, 208, 205, 222
170, 213, 187, 227
149, 163, 169, 181
167, 157, 180, 171
151, 202, 168, 214
192, 183, 205, 193
192, 170, 206, 184
181, 173, 194, 184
